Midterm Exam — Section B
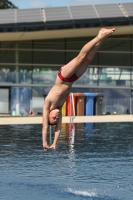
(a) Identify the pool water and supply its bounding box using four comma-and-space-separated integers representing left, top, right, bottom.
0, 122, 133, 200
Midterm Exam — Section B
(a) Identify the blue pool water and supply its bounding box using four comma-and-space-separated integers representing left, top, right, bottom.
0, 122, 133, 200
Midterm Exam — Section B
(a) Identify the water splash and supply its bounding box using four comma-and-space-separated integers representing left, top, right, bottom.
67, 188, 97, 197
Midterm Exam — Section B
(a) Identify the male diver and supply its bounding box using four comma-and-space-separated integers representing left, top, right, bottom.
42, 28, 115, 151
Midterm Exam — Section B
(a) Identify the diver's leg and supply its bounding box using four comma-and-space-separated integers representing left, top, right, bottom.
61, 28, 115, 78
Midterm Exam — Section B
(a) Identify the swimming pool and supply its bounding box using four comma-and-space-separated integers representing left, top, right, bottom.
0, 122, 133, 200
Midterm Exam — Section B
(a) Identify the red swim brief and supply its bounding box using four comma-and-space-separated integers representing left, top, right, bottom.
58, 67, 78, 82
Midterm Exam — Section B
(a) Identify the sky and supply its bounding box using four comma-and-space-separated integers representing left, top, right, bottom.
11, 0, 133, 9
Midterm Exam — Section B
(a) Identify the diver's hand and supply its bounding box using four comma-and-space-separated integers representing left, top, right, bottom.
50, 143, 56, 150
43, 143, 50, 151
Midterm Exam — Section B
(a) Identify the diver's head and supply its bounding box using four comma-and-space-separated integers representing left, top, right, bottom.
48, 109, 60, 125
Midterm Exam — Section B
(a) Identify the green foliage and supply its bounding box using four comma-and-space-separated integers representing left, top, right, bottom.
0, 0, 18, 9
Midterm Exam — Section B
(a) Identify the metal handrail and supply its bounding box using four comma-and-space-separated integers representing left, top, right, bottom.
70, 93, 75, 124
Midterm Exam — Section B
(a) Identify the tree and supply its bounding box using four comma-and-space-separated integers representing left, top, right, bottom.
0, 0, 18, 9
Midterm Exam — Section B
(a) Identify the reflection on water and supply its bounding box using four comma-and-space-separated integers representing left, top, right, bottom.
0, 122, 133, 200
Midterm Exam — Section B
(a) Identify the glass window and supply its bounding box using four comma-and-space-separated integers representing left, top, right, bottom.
99, 88, 130, 114
33, 50, 65, 65
66, 51, 78, 64
100, 36, 130, 52
32, 66, 58, 85
0, 49, 15, 64
0, 64, 32, 84
99, 52, 130, 66
11, 87, 32, 116
33, 39, 65, 50
18, 65, 32, 84
0, 65, 16, 83
18, 41, 32, 49
33, 39, 65, 65
99, 36, 131, 67
66, 37, 93, 50
0, 35, 132, 88
73, 67, 99, 86
0, 42, 20, 64
99, 67, 131, 86
19, 50, 32, 64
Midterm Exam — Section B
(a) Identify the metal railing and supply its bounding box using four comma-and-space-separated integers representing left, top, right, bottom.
70, 93, 75, 124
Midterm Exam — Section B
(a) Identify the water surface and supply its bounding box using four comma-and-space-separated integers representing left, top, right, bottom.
0, 122, 133, 200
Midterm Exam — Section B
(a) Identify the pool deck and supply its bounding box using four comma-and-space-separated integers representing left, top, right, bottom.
0, 115, 133, 125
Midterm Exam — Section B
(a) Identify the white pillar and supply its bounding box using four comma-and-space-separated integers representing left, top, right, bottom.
15, 43, 20, 115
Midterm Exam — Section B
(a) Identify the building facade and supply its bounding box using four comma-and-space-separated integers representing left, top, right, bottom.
0, 3, 133, 115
